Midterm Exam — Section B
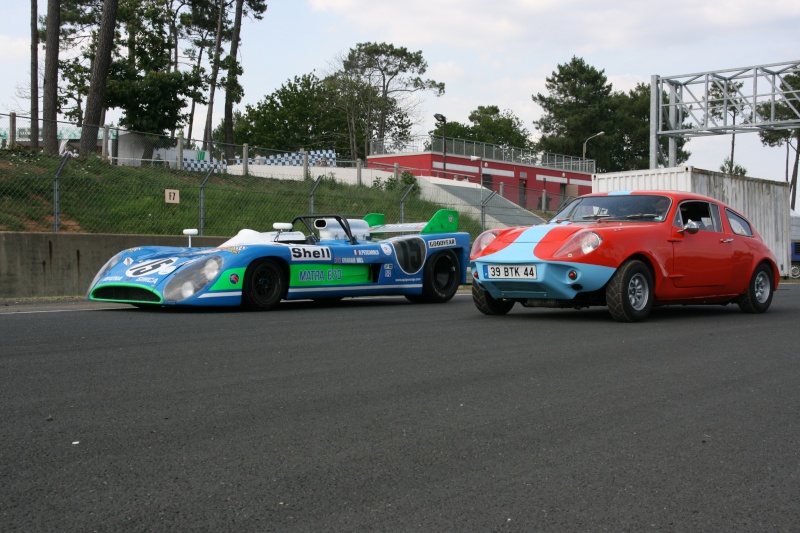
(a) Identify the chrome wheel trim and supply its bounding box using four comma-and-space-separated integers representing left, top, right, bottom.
627, 273, 649, 311
754, 270, 770, 304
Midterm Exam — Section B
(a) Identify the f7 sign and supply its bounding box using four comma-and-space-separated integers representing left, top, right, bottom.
165, 189, 180, 204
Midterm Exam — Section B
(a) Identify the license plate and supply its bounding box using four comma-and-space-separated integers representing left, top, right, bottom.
484, 264, 537, 279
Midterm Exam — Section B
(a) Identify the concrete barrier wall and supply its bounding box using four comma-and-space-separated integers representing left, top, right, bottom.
0, 232, 226, 299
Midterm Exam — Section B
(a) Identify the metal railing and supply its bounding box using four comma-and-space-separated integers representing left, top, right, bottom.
370, 134, 596, 173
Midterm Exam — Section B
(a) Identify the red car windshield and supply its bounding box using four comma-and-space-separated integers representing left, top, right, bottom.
550, 195, 672, 223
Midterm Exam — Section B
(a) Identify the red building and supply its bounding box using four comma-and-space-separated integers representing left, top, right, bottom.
367, 137, 594, 211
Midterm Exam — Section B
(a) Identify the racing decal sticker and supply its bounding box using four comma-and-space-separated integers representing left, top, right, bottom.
428, 237, 456, 248
354, 249, 379, 256
125, 257, 178, 277
209, 268, 246, 291
380, 244, 392, 255
290, 246, 332, 261
289, 264, 370, 286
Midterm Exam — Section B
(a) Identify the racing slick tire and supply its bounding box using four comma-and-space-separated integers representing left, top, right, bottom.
472, 282, 515, 315
606, 259, 654, 322
736, 263, 773, 314
420, 249, 461, 303
242, 259, 287, 310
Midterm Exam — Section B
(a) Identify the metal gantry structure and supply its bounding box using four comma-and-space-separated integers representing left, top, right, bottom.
650, 60, 800, 168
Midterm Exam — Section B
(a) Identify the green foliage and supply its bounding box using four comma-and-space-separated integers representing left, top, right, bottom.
719, 156, 747, 176
533, 57, 689, 172
237, 73, 349, 153
336, 42, 444, 155
609, 83, 690, 170
432, 105, 531, 148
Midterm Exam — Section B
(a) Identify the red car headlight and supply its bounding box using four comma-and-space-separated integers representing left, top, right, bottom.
553, 231, 603, 258
471, 230, 499, 258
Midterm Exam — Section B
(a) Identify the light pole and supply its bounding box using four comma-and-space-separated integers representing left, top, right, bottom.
582, 131, 605, 167
434, 113, 447, 178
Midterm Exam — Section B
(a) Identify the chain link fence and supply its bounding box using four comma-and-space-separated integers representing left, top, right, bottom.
1, 113, 566, 239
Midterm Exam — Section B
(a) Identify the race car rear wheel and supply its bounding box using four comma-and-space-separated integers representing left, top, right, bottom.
420, 249, 460, 303
737, 263, 773, 313
243, 259, 286, 310
472, 282, 514, 315
606, 259, 653, 322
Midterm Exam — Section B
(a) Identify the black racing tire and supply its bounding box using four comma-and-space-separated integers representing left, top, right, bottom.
472, 282, 514, 315
606, 259, 654, 322
242, 259, 286, 311
419, 249, 461, 303
737, 263, 773, 313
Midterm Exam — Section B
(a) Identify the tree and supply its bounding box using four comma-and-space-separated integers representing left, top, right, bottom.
706, 80, 747, 170
719, 156, 747, 176
42, 0, 61, 154
532, 56, 615, 170
222, 1, 266, 156
336, 42, 444, 154
237, 73, 348, 154
30, 0, 40, 151
533, 58, 689, 173
103, 0, 202, 158
758, 73, 800, 209
203, 0, 226, 152
80, 0, 118, 156
609, 83, 689, 171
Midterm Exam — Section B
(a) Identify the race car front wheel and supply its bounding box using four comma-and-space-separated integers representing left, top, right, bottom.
606, 259, 653, 322
243, 259, 286, 310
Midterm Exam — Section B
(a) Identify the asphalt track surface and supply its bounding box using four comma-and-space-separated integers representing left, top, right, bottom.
2, 285, 798, 532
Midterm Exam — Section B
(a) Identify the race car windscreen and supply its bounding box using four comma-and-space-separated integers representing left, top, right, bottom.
550, 195, 671, 223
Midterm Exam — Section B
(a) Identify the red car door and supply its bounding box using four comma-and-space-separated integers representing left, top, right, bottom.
671, 201, 733, 288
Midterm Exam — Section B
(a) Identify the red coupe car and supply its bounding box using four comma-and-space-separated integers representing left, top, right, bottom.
470, 190, 780, 322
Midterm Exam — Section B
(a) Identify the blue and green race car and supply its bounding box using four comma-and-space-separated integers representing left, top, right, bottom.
87, 209, 470, 309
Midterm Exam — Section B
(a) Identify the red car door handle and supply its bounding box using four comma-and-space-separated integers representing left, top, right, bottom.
720, 238, 734, 243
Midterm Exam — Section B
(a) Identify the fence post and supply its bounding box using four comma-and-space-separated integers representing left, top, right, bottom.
393, 162, 399, 183
102, 125, 109, 160
481, 191, 497, 232
356, 159, 362, 186
309, 175, 323, 215
53, 153, 70, 233
400, 183, 415, 223
177, 134, 183, 170
243, 143, 249, 176
9, 112, 16, 148
199, 166, 213, 235
301, 148, 308, 180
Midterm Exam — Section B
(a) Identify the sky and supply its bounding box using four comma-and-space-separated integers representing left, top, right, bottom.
2, 0, 799, 182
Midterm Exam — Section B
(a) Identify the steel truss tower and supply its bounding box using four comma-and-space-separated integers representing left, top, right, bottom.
650, 60, 800, 168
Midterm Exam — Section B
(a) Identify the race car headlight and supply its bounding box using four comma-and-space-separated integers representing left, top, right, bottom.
202, 257, 221, 281
553, 231, 603, 258
470, 230, 498, 258
87, 252, 124, 296
163, 255, 223, 302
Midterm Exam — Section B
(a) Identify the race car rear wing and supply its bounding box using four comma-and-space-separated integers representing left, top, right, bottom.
364, 209, 459, 235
